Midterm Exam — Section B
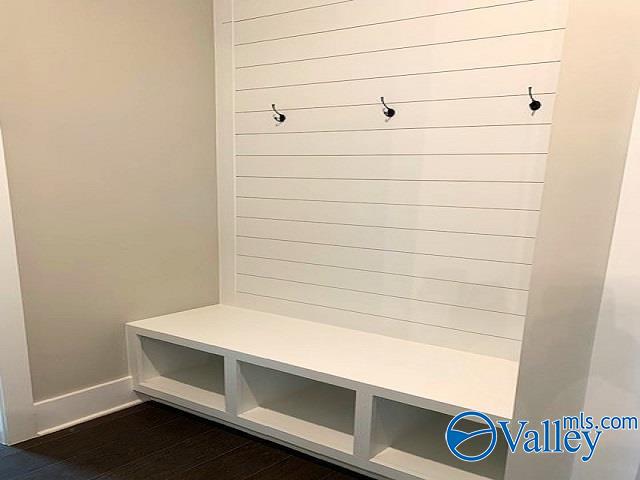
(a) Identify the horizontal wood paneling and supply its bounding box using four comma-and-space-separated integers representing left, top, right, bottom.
236, 95, 556, 134
235, 292, 522, 360
236, 30, 564, 90
233, 0, 352, 23
236, 275, 525, 339
228, 0, 568, 354
236, 155, 547, 182
237, 256, 529, 314
237, 218, 535, 264
236, 125, 552, 156
235, 62, 561, 112
234, 0, 541, 44
236, 178, 544, 210
237, 198, 540, 237
236, 237, 533, 290
236, 0, 567, 66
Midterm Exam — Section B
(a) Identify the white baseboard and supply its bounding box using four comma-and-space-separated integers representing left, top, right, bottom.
34, 376, 144, 436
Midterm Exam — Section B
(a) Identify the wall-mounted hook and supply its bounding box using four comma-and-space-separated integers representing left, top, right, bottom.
528, 87, 542, 116
381, 97, 396, 120
272, 104, 286, 123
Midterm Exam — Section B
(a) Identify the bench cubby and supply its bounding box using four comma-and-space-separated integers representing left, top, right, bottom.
370, 397, 507, 480
133, 336, 226, 414
237, 361, 356, 453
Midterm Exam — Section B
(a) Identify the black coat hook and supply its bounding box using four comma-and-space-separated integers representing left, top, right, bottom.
528, 87, 542, 116
272, 104, 286, 123
381, 97, 396, 120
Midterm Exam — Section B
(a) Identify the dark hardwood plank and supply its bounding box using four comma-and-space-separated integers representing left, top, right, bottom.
321, 471, 371, 480
178, 441, 291, 480
16, 403, 153, 451
0, 403, 180, 480
0, 446, 12, 461
14, 412, 215, 480
245, 456, 334, 480
0, 404, 153, 460
95, 424, 250, 480
1, 403, 374, 480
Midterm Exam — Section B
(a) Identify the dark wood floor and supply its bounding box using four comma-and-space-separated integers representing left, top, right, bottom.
0, 402, 372, 480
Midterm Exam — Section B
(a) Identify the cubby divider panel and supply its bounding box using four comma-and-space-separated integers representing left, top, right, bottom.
237, 362, 356, 453
371, 397, 507, 480
138, 336, 225, 412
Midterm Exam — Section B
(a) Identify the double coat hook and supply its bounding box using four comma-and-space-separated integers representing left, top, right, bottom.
528, 87, 542, 116
380, 97, 396, 120
272, 104, 286, 123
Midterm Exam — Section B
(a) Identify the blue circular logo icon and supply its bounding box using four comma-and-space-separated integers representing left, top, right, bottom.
446, 411, 497, 462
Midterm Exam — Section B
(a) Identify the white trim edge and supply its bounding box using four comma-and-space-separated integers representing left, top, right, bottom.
34, 376, 144, 436
0, 126, 37, 445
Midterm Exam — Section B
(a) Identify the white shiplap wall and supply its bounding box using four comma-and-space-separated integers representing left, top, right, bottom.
216, 0, 569, 360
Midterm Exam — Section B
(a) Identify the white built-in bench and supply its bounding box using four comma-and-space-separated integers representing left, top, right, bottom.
126, 304, 517, 480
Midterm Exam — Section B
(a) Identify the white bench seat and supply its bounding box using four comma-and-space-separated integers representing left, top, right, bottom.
127, 304, 517, 420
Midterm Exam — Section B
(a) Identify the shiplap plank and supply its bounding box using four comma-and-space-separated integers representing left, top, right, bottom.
237, 256, 529, 315
236, 237, 533, 290
236, 30, 564, 90
233, 0, 352, 23
236, 178, 544, 210
236, 198, 540, 237
236, 275, 525, 339
237, 218, 535, 264
235, 62, 561, 111
235, 0, 540, 44
236, 155, 547, 182
235, 292, 521, 360
236, 0, 567, 66
236, 95, 556, 134
236, 125, 552, 156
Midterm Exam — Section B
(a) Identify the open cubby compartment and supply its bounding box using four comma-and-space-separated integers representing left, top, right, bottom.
370, 397, 507, 480
237, 361, 356, 454
137, 336, 225, 412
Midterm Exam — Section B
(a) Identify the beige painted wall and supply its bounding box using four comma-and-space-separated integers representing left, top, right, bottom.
0, 0, 218, 401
